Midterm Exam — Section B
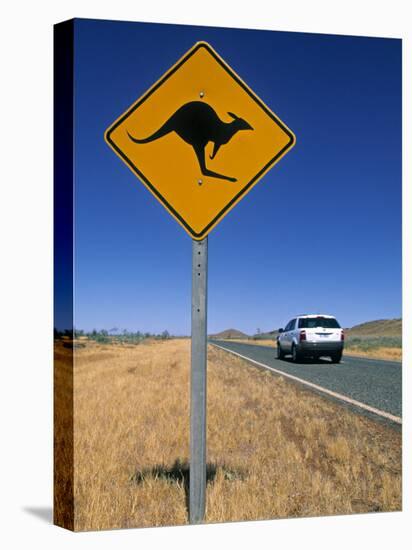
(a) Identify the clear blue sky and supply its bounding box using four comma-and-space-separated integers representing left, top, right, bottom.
70, 18, 401, 335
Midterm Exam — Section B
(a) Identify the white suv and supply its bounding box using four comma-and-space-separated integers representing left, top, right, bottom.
277, 314, 344, 363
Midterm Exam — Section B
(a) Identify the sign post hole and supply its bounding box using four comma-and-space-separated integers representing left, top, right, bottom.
190, 237, 208, 524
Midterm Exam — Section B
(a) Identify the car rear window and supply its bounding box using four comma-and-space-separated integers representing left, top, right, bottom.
298, 317, 341, 329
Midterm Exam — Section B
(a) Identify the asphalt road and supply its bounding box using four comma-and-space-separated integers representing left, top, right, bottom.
210, 340, 402, 423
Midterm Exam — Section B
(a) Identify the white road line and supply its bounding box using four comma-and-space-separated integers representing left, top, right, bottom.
210, 343, 402, 425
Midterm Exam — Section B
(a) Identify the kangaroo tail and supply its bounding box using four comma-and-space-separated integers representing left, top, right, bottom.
127, 120, 172, 144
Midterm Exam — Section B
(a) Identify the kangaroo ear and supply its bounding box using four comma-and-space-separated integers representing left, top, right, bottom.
227, 112, 239, 120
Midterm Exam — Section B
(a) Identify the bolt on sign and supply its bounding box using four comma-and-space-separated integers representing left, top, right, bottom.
105, 42, 295, 239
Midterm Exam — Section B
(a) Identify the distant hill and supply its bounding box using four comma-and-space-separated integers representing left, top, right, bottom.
210, 319, 401, 341
347, 318, 401, 337
210, 328, 250, 339
255, 319, 402, 339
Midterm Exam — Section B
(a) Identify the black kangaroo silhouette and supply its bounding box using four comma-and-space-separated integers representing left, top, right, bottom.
127, 101, 253, 182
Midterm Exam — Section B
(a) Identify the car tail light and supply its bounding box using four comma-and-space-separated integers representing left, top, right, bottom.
341, 330, 345, 341
299, 330, 306, 342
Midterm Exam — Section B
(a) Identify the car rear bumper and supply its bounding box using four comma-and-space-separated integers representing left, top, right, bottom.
298, 341, 344, 355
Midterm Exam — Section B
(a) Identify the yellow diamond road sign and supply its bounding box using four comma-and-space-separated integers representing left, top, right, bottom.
105, 41, 295, 240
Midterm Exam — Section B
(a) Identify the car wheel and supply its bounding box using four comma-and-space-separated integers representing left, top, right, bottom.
292, 344, 302, 363
330, 351, 343, 363
277, 341, 285, 359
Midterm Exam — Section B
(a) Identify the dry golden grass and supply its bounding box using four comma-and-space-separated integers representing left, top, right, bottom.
54, 343, 74, 529
218, 338, 401, 361
344, 346, 402, 361
59, 339, 401, 531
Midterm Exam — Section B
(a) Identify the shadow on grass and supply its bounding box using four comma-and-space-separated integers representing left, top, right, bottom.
131, 459, 246, 514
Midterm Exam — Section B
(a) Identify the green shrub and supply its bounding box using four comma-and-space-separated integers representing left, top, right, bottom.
346, 336, 402, 350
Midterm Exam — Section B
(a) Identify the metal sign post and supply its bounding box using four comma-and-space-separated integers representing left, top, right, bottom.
105, 40, 295, 525
190, 237, 208, 524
